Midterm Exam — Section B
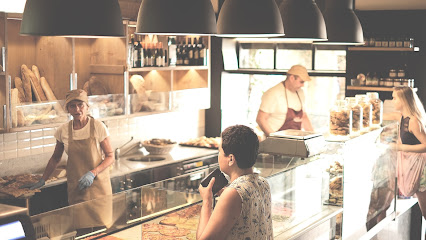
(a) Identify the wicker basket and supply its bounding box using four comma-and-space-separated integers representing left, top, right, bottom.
143, 142, 177, 155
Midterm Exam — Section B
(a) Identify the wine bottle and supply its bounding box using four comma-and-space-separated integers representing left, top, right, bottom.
193, 38, 199, 66
140, 42, 145, 67
176, 39, 182, 66
144, 42, 149, 67
136, 36, 142, 68
198, 37, 206, 66
188, 38, 194, 65
156, 42, 164, 67
128, 34, 135, 68
168, 36, 177, 66
183, 38, 189, 65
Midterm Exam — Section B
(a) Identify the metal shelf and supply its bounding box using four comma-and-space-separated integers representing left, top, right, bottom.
347, 47, 419, 52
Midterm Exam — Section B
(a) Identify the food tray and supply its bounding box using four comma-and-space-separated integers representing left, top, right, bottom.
179, 143, 218, 149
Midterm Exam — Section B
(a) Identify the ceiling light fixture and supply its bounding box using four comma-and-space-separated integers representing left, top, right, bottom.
136, 0, 217, 35
20, 0, 124, 37
278, 0, 327, 41
217, 0, 284, 38
317, 0, 364, 45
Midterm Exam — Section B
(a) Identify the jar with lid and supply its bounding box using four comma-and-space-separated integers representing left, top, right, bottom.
381, 36, 389, 47
388, 37, 396, 48
404, 36, 414, 48
394, 78, 403, 87
396, 37, 404, 48
384, 78, 394, 87
371, 73, 379, 86
366, 92, 383, 127
330, 100, 352, 137
375, 36, 382, 47
346, 97, 363, 135
397, 69, 405, 78
389, 69, 397, 78
368, 36, 376, 47
355, 94, 372, 130
401, 79, 409, 87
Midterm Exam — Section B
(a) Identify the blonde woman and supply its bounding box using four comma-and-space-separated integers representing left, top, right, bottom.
384, 86, 426, 218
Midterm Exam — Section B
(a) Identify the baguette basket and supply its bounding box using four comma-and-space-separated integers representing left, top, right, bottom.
143, 141, 177, 155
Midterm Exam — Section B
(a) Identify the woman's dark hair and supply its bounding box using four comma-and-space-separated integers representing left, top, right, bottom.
221, 125, 259, 169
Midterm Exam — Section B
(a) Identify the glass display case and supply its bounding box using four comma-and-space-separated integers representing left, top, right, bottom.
14, 100, 69, 127
27, 123, 399, 240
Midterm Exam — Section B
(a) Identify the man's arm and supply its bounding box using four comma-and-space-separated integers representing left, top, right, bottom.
257, 110, 274, 137
302, 112, 314, 131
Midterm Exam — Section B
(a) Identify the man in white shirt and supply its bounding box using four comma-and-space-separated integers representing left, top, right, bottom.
256, 65, 314, 137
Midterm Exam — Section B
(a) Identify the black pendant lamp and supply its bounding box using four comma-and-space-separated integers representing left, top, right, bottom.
279, 0, 327, 41
319, 0, 364, 45
217, 0, 284, 38
20, 0, 124, 37
136, 0, 217, 35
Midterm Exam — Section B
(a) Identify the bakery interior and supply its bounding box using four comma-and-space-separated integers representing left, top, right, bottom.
0, 0, 425, 239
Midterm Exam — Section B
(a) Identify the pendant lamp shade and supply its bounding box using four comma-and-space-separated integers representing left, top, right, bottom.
279, 0, 327, 41
20, 0, 124, 37
320, 0, 364, 45
136, 0, 217, 35
217, 0, 284, 38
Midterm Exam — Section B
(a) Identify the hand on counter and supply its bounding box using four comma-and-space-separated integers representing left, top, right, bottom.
19, 179, 45, 190
78, 171, 95, 190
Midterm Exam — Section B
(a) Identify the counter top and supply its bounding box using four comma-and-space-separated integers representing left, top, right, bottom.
44, 146, 218, 188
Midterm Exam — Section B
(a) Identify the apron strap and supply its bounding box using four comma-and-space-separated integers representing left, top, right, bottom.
283, 81, 303, 111
68, 120, 73, 142
90, 117, 95, 138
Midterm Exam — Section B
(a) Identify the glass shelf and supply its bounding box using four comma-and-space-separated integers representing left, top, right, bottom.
347, 47, 419, 52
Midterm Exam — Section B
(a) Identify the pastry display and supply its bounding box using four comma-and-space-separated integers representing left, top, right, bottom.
329, 100, 352, 136
367, 92, 383, 126
326, 161, 344, 206
141, 204, 201, 239
180, 136, 220, 149
0, 174, 42, 198
356, 94, 372, 129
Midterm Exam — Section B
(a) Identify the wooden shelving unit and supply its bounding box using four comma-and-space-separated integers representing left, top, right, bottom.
346, 86, 394, 92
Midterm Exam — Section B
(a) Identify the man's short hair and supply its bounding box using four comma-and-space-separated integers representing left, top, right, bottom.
221, 125, 259, 169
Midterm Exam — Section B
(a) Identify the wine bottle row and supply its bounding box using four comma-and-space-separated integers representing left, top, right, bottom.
128, 35, 207, 68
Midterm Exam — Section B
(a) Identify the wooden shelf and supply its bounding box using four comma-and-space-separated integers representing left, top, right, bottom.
129, 66, 208, 72
347, 47, 418, 52
224, 69, 346, 76
347, 86, 394, 92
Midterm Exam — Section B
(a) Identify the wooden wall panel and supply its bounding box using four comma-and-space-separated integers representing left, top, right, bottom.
173, 69, 208, 90
35, 37, 73, 100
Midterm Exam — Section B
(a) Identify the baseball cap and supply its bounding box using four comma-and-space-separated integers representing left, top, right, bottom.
287, 65, 311, 81
65, 89, 88, 107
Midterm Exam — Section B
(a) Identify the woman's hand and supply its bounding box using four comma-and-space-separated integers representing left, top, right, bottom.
199, 177, 215, 201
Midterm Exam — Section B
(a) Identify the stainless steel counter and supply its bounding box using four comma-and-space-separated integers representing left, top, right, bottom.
0, 203, 28, 219
44, 146, 218, 188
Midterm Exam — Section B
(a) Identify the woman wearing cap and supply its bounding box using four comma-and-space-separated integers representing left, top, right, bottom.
256, 65, 314, 137
21, 89, 114, 235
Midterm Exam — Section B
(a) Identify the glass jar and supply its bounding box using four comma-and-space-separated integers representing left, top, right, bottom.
381, 37, 389, 47
366, 92, 383, 127
397, 69, 405, 78
371, 73, 379, 86
389, 69, 397, 78
401, 79, 409, 87
396, 37, 404, 48
388, 37, 396, 48
404, 37, 414, 48
384, 78, 394, 87
368, 36, 376, 47
375, 37, 382, 47
394, 78, 403, 87
356, 94, 372, 130
346, 97, 362, 135
330, 100, 352, 137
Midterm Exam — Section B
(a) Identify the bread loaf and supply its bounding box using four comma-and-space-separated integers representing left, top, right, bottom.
32, 65, 41, 82
20, 65, 32, 102
22, 64, 47, 101
17, 109, 25, 127
130, 74, 147, 95
14, 77, 26, 103
40, 77, 64, 114
11, 88, 18, 128
88, 76, 108, 95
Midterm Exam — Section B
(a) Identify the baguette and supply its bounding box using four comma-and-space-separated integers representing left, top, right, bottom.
11, 88, 18, 128
14, 77, 26, 103
32, 65, 41, 82
21, 64, 47, 101
20, 64, 32, 102
40, 77, 64, 114
17, 109, 25, 127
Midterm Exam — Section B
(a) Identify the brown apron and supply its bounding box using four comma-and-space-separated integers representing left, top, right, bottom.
278, 82, 303, 131
67, 117, 112, 229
